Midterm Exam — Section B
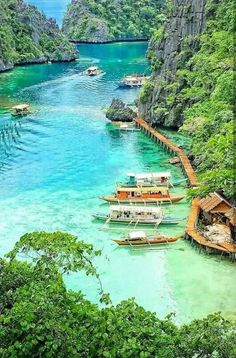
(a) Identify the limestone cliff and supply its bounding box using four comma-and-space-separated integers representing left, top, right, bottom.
62, 0, 165, 43
0, 0, 76, 72
139, 0, 207, 128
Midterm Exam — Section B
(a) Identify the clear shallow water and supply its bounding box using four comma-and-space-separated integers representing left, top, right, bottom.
26, 0, 70, 26
0, 42, 235, 323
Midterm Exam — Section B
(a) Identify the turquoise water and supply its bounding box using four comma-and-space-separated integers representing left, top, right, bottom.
26, 0, 70, 25
0, 42, 235, 323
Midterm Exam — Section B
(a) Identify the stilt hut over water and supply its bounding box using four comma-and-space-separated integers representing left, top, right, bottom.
199, 192, 236, 243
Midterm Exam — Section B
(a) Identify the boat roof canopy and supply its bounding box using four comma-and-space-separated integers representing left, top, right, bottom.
110, 205, 162, 214
127, 172, 171, 179
88, 66, 98, 70
128, 231, 147, 239
117, 186, 168, 192
12, 104, 29, 110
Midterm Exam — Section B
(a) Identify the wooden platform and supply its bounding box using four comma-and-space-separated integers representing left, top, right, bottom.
186, 199, 236, 257
135, 118, 198, 187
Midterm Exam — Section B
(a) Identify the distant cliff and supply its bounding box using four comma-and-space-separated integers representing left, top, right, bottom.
139, 0, 234, 198
62, 0, 166, 43
0, 0, 76, 72
139, 0, 207, 127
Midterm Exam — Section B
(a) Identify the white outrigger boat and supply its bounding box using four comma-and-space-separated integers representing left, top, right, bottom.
120, 172, 172, 187
119, 172, 187, 188
113, 230, 180, 246
119, 123, 141, 132
84, 66, 105, 76
11, 103, 31, 116
118, 74, 150, 88
93, 205, 184, 226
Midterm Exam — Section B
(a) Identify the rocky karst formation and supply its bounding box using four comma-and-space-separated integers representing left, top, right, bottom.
106, 99, 137, 122
139, 0, 207, 128
0, 0, 76, 72
62, 0, 165, 43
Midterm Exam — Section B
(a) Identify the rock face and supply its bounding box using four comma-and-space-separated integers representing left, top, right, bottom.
106, 99, 137, 122
62, 0, 165, 43
0, 0, 76, 72
139, 0, 207, 128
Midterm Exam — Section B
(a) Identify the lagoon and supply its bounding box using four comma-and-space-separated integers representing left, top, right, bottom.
0, 42, 235, 323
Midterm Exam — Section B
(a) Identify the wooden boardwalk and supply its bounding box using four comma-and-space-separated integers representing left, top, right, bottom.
135, 118, 198, 187
135, 117, 236, 258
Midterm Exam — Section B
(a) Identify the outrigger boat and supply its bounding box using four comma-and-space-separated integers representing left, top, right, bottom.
120, 172, 172, 187
113, 230, 179, 246
93, 205, 184, 226
11, 104, 31, 116
100, 185, 185, 205
85, 66, 104, 76
118, 74, 150, 88
119, 123, 141, 132
119, 172, 187, 188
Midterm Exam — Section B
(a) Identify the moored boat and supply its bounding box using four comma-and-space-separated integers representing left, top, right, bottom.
93, 205, 184, 226
118, 74, 150, 88
113, 230, 179, 246
100, 185, 185, 205
119, 123, 141, 132
120, 172, 172, 187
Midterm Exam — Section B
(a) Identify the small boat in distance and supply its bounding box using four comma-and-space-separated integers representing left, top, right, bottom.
85, 66, 104, 76
100, 185, 185, 204
118, 74, 150, 88
119, 123, 141, 132
93, 205, 184, 226
113, 230, 180, 246
11, 103, 31, 116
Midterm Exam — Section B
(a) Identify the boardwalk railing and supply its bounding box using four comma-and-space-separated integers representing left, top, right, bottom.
135, 118, 198, 187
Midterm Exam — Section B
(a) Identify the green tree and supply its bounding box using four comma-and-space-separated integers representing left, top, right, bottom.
0, 232, 235, 357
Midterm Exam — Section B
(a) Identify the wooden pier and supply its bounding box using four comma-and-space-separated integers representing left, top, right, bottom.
135, 117, 236, 258
135, 118, 198, 187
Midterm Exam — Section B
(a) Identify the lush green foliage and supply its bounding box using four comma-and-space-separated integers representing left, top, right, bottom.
0, 231, 236, 357
0, 0, 75, 70
179, 0, 234, 198
143, 0, 234, 198
63, 0, 166, 42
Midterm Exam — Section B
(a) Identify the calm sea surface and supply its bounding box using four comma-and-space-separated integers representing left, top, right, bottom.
0, 42, 235, 323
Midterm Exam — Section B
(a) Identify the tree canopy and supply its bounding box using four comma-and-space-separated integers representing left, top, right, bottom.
0, 231, 235, 357
62, 0, 166, 42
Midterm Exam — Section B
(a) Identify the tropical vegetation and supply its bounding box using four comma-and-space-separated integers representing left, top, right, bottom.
141, 0, 234, 199
0, 231, 235, 357
0, 0, 75, 71
63, 0, 166, 42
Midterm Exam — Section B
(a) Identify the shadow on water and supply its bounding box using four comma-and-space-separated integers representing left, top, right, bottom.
0, 115, 46, 173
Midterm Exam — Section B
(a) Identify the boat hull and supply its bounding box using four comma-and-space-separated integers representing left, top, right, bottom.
100, 195, 185, 204
93, 214, 183, 225
114, 236, 179, 246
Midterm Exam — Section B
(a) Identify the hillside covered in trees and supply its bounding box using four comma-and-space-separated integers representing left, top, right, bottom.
62, 0, 166, 42
0, 0, 76, 72
139, 0, 234, 199
1, 231, 235, 357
